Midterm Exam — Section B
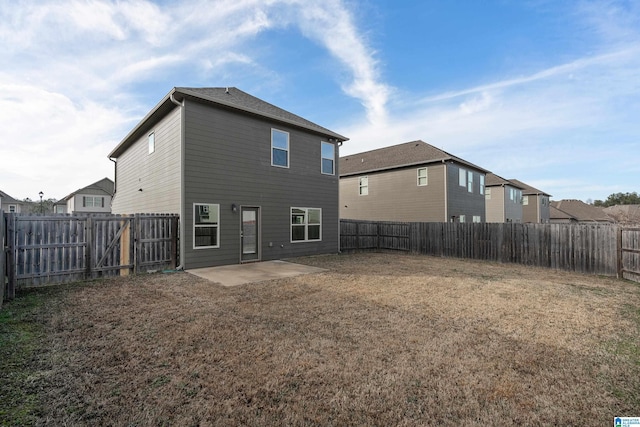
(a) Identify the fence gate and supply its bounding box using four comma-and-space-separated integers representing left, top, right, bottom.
619, 228, 640, 283
4, 213, 179, 294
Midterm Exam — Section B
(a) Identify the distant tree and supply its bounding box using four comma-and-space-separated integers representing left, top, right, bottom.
594, 192, 640, 207
21, 198, 57, 214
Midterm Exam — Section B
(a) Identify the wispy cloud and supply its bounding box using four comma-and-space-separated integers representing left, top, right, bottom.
0, 0, 387, 198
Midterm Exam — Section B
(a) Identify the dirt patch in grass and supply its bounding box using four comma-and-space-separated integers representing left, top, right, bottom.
9, 253, 640, 425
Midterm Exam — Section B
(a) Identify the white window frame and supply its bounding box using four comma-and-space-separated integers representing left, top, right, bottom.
271, 129, 289, 168
148, 132, 155, 154
467, 172, 473, 193
479, 175, 485, 195
523, 195, 529, 206
83, 196, 104, 208
485, 188, 492, 200
359, 176, 369, 196
321, 141, 335, 175
473, 215, 481, 223
459, 168, 466, 187
417, 167, 428, 186
291, 207, 322, 243
459, 215, 466, 223
193, 203, 220, 249
8, 204, 17, 213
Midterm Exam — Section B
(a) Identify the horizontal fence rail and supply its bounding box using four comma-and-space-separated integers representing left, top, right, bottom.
340, 220, 638, 281
3, 213, 179, 298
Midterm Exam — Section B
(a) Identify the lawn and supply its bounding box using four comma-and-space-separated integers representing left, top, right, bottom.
1, 252, 639, 426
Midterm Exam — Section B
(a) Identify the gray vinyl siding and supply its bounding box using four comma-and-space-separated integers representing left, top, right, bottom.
181, 100, 339, 269
339, 164, 447, 222
71, 193, 112, 213
504, 186, 523, 222
446, 164, 485, 222
111, 106, 182, 214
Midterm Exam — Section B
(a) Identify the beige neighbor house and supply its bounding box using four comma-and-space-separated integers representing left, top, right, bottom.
549, 200, 613, 224
0, 190, 24, 213
108, 87, 347, 269
508, 179, 551, 223
340, 140, 488, 223
484, 173, 524, 223
53, 178, 114, 214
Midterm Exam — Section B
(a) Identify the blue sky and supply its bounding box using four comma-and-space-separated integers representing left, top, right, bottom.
1, 0, 639, 203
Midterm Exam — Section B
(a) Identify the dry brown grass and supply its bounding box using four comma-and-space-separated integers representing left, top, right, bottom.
30, 252, 640, 426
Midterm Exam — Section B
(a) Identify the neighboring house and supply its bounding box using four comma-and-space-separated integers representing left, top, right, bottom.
484, 173, 524, 223
108, 87, 348, 269
549, 200, 613, 224
603, 204, 640, 225
508, 179, 551, 223
54, 178, 115, 214
339, 140, 488, 223
0, 190, 24, 213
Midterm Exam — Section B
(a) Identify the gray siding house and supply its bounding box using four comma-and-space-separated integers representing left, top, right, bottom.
485, 173, 523, 223
509, 179, 551, 223
0, 190, 23, 213
340, 141, 488, 223
109, 87, 347, 269
54, 178, 114, 214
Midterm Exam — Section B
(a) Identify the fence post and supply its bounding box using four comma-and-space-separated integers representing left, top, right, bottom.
1, 211, 5, 307
170, 215, 178, 269
617, 226, 623, 279
7, 214, 16, 300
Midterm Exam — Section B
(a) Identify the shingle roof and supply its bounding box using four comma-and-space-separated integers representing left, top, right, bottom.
57, 178, 115, 203
550, 200, 612, 222
603, 204, 640, 224
485, 173, 524, 189
0, 190, 21, 204
109, 87, 347, 158
339, 140, 489, 176
550, 205, 574, 220
508, 179, 551, 197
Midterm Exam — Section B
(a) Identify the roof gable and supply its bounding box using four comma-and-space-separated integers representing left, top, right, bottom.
339, 140, 489, 176
0, 190, 21, 204
485, 173, 523, 189
508, 179, 551, 197
109, 87, 347, 158
59, 178, 114, 202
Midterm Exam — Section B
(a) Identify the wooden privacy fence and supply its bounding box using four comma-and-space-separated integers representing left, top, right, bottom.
1, 210, 5, 308
341, 220, 640, 281
3, 213, 179, 299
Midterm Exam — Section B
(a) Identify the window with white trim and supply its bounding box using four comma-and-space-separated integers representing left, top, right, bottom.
291, 207, 321, 242
473, 215, 481, 223
148, 132, 155, 154
8, 205, 16, 213
359, 176, 368, 196
417, 167, 428, 186
485, 188, 492, 200
479, 175, 485, 195
83, 196, 104, 208
194, 203, 220, 249
321, 142, 335, 175
271, 129, 289, 168
523, 195, 529, 206
459, 215, 466, 223
459, 168, 466, 186
467, 171, 473, 193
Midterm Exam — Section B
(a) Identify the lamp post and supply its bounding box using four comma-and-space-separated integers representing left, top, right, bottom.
39, 191, 44, 214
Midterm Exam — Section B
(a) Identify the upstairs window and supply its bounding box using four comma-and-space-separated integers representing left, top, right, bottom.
467, 172, 473, 193
479, 175, 485, 195
148, 132, 155, 154
417, 167, 428, 186
321, 142, 335, 175
8, 205, 16, 213
523, 195, 529, 205
459, 168, 466, 186
359, 176, 369, 196
485, 188, 492, 200
291, 207, 321, 242
271, 129, 289, 168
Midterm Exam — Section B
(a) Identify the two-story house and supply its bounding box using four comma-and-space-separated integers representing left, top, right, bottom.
340, 140, 488, 223
54, 178, 114, 214
108, 87, 348, 269
508, 179, 551, 223
485, 173, 524, 223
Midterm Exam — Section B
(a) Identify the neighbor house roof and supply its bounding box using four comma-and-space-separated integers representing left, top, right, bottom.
550, 200, 612, 222
549, 205, 575, 221
603, 204, 640, 225
339, 140, 489, 177
57, 178, 115, 203
109, 87, 348, 158
485, 173, 524, 189
508, 179, 551, 197
0, 190, 21, 204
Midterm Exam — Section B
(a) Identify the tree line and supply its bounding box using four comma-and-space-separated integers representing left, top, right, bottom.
593, 192, 640, 207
